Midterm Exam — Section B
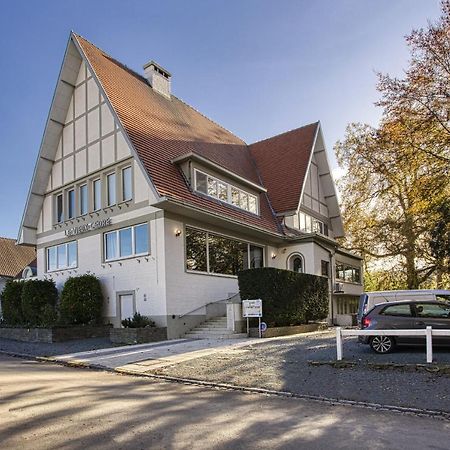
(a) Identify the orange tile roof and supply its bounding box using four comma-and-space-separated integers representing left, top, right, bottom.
250, 123, 318, 214
74, 34, 317, 235
0, 237, 36, 278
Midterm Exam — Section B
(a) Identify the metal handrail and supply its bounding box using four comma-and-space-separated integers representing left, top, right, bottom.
178, 293, 240, 319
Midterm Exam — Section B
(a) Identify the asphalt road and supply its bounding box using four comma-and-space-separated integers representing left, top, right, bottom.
0, 354, 449, 450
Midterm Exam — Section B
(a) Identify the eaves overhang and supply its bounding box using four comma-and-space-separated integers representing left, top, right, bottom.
171, 152, 267, 193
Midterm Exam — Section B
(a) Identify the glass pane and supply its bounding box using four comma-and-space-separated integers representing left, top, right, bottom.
218, 182, 228, 201
249, 245, 263, 268
336, 263, 345, 280
122, 167, 132, 201
207, 177, 217, 197
353, 268, 361, 283
415, 303, 450, 318
105, 232, 117, 260
293, 257, 303, 273
134, 223, 149, 254
93, 179, 101, 211
344, 266, 353, 282
57, 244, 67, 269
67, 242, 77, 268
382, 304, 412, 316
248, 195, 257, 213
231, 187, 240, 206
47, 247, 57, 271
56, 194, 63, 223
107, 173, 116, 206
239, 192, 249, 210
209, 234, 245, 275
80, 185, 88, 215
68, 190, 75, 219
185, 228, 207, 272
119, 228, 132, 257
195, 171, 207, 194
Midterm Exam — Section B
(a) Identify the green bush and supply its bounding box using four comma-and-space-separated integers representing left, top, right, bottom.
60, 275, 104, 325
21, 279, 58, 327
0, 280, 25, 325
122, 312, 155, 328
238, 268, 328, 327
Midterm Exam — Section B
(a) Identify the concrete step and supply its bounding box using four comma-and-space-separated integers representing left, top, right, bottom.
195, 326, 229, 331
186, 329, 231, 335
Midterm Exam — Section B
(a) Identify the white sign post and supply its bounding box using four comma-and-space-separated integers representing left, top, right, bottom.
242, 299, 263, 338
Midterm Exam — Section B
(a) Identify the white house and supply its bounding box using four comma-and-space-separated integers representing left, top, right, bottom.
18, 33, 362, 337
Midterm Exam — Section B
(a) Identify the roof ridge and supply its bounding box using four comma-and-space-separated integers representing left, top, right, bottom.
73, 33, 246, 146
249, 121, 320, 146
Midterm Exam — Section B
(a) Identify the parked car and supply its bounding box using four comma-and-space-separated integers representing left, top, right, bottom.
357, 289, 450, 325
359, 300, 450, 354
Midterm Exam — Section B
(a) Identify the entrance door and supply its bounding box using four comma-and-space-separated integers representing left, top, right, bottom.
119, 294, 135, 324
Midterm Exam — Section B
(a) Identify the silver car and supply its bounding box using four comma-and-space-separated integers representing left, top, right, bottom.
359, 300, 450, 354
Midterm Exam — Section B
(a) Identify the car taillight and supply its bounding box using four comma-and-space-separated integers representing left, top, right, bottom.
362, 317, 371, 328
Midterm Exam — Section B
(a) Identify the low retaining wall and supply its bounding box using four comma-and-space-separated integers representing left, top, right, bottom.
0, 325, 112, 343
249, 322, 327, 338
110, 327, 167, 344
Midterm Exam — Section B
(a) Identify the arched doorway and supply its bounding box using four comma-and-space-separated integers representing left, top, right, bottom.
287, 253, 305, 273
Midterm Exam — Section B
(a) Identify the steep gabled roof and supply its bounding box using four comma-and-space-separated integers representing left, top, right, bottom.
73, 34, 282, 235
0, 237, 36, 278
249, 123, 319, 214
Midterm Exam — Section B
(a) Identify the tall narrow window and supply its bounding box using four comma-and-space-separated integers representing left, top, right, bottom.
107, 173, 116, 206
93, 179, 101, 211
56, 193, 63, 223
122, 166, 132, 201
67, 189, 75, 219
79, 184, 88, 215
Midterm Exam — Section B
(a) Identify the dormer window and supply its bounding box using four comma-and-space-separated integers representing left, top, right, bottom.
294, 211, 328, 236
194, 169, 258, 214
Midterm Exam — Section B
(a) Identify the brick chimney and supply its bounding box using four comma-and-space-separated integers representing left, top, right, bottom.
143, 61, 171, 98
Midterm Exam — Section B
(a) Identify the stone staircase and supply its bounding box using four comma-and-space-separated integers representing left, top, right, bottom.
185, 316, 247, 339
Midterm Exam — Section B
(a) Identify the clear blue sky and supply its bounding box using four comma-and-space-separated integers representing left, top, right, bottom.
0, 0, 441, 239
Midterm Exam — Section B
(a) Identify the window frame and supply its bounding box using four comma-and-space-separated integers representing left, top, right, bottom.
79, 183, 88, 216
46, 241, 78, 272
106, 172, 116, 207
93, 178, 102, 211
193, 169, 259, 215
55, 193, 64, 223
335, 261, 362, 284
121, 166, 133, 202
67, 188, 75, 220
185, 225, 265, 277
103, 222, 150, 262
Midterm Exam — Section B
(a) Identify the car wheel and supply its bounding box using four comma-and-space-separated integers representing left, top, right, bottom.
370, 336, 395, 354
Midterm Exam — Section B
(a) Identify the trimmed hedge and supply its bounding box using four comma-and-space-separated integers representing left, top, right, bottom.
21, 279, 58, 327
0, 280, 25, 325
60, 275, 104, 325
238, 268, 328, 327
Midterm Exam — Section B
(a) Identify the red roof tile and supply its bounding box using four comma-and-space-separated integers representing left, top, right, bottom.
0, 237, 36, 278
250, 123, 318, 214
74, 35, 315, 235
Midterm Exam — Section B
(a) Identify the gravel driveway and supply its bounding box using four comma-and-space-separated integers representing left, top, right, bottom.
149, 331, 450, 413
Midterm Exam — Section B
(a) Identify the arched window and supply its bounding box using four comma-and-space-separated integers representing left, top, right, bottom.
288, 253, 304, 273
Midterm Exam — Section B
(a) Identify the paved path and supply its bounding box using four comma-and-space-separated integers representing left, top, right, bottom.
52, 336, 264, 370
1, 354, 449, 449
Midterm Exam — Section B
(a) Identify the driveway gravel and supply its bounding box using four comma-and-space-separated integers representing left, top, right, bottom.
148, 331, 450, 413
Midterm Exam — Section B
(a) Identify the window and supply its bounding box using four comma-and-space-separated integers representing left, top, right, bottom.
122, 166, 132, 201
381, 304, 412, 317
104, 223, 149, 261
414, 303, 450, 319
185, 227, 264, 275
297, 212, 327, 236
93, 179, 101, 211
288, 254, 304, 273
46, 241, 77, 271
107, 173, 116, 206
56, 193, 64, 223
67, 189, 75, 219
79, 184, 88, 215
336, 262, 361, 284
321, 260, 330, 277
194, 169, 258, 214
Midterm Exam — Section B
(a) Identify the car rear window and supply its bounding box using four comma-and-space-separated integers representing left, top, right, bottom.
414, 303, 450, 319
380, 304, 412, 316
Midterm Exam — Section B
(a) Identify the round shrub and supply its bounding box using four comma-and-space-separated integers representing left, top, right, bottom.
0, 280, 25, 325
21, 279, 58, 327
60, 275, 104, 325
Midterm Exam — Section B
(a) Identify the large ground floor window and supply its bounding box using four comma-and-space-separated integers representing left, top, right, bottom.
186, 227, 264, 276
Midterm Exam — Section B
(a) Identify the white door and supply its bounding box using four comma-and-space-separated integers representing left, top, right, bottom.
120, 294, 134, 323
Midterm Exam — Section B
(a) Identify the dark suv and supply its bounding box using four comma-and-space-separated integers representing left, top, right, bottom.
359, 300, 450, 354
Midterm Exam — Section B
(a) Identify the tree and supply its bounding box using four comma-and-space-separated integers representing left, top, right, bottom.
335, 118, 447, 290
377, 0, 450, 164
430, 199, 450, 273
